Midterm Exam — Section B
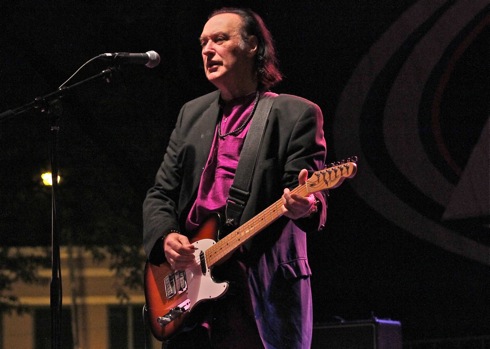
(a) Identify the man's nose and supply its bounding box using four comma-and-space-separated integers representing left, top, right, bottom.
202, 41, 215, 54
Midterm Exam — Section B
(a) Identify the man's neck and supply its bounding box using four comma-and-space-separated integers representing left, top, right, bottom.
219, 81, 259, 102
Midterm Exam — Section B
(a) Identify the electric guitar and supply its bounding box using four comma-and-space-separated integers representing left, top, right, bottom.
144, 157, 358, 341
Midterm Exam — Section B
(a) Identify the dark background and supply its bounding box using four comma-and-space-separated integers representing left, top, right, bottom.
1, 0, 489, 344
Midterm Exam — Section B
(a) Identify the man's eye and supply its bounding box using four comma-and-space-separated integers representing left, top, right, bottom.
199, 35, 227, 48
214, 36, 226, 43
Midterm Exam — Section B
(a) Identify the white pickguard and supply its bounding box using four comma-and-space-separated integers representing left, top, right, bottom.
185, 239, 228, 309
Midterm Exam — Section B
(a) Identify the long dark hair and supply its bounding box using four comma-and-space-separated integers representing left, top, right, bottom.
209, 7, 283, 89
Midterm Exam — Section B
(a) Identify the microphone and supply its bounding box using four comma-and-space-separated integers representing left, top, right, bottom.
100, 50, 161, 68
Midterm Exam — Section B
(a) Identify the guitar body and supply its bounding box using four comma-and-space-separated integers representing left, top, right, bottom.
144, 215, 229, 341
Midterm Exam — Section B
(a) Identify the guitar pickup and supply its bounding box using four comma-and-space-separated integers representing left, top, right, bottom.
156, 299, 191, 326
164, 270, 188, 299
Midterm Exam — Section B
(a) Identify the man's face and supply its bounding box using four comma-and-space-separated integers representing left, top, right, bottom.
199, 13, 256, 89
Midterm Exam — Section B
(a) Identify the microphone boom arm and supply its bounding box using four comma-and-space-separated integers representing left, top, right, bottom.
0, 67, 116, 123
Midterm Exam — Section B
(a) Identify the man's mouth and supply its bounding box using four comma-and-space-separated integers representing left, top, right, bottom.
207, 61, 221, 70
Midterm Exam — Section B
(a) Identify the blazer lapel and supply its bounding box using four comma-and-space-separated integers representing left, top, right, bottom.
189, 92, 220, 197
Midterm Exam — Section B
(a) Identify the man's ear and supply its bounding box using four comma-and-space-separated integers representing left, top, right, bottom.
247, 35, 259, 57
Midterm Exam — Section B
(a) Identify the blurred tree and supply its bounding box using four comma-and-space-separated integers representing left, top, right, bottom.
0, 247, 50, 314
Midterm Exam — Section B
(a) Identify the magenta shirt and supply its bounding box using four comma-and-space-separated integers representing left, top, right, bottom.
185, 92, 259, 232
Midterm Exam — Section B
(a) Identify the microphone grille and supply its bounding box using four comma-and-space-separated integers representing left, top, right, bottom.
145, 50, 161, 68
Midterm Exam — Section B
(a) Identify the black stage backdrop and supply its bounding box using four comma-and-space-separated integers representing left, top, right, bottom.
1, 0, 489, 342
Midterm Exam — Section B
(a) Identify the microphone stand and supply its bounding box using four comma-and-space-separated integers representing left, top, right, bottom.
0, 66, 117, 349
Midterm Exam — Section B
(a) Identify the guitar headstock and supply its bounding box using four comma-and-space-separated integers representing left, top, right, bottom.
306, 156, 358, 193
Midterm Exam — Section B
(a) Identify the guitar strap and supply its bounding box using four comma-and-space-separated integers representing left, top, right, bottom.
225, 93, 277, 228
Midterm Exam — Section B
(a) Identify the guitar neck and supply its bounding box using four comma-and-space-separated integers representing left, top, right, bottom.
204, 185, 310, 267
204, 159, 357, 267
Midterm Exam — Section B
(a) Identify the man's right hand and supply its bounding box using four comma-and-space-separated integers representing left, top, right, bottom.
163, 232, 198, 271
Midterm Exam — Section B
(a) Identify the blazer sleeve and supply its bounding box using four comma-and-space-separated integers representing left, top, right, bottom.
142, 106, 186, 261
280, 95, 328, 232
142, 91, 220, 262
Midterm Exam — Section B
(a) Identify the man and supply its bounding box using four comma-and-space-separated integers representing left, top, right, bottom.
143, 7, 327, 349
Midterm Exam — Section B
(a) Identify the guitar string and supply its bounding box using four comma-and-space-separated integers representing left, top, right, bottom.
205, 163, 353, 264
207, 187, 311, 263
206, 173, 324, 263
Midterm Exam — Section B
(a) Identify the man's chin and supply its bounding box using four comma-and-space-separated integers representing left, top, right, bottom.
206, 73, 223, 85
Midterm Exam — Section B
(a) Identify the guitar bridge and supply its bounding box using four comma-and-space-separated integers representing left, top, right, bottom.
164, 270, 188, 299
157, 299, 191, 326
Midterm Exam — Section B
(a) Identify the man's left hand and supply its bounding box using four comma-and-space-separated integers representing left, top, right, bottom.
282, 169, 318, 219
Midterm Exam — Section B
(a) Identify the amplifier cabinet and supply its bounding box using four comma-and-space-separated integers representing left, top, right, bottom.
312, 318, 402, 349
